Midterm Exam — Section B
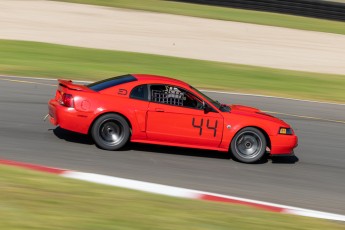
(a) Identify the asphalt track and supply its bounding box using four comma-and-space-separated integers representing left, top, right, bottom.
0, 76, 345, 215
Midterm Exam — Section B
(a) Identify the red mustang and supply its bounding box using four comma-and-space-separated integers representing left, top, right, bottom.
48, 74, 298, 163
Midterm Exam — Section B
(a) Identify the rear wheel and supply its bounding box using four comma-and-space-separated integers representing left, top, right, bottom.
91, 114, 130, 150
230, 127, 267, 163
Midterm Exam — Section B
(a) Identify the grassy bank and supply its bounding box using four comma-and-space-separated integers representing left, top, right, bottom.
1, 165, 344, 229
1, 40, 345, 103
54, 0, 345, 35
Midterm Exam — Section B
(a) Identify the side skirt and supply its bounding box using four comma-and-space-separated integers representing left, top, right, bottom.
130, 139, 228, 152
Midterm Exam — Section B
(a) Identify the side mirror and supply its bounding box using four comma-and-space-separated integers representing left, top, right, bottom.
203, 102, 212, 113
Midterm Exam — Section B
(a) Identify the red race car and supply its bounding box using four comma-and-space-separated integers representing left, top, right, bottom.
48, 74, 298, 163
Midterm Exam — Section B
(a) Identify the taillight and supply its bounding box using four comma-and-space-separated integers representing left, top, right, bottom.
61, 93, 74, 107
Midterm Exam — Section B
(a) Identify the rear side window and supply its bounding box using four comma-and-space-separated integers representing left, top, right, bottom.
130, 84, 148, 101
88, 74, 137, 92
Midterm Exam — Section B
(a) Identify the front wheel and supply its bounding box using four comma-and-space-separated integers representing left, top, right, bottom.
91, 114, 130, 151
230, 127, 267, 163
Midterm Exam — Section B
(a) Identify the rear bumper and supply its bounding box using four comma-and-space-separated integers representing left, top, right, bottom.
48, 99, 90, 134
269, 134, 298, 156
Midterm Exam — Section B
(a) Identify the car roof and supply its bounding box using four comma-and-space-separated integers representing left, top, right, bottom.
132, 74, 190, 88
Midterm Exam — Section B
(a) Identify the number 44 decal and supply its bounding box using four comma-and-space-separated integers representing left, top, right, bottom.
192, 118, 218, 137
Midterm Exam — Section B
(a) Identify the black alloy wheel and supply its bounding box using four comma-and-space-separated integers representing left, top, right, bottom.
230, 127, 267, 163
91, 113, 130, 151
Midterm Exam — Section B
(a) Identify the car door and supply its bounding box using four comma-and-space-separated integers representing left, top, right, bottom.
128, 84, 150, 140
146, 84, 223, 148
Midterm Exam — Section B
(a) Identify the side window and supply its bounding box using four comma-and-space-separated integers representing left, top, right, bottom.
130, 84, 148, 101
150, 84, 203, 109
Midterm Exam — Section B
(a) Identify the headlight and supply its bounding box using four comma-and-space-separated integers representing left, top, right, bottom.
279, 127, 293, 135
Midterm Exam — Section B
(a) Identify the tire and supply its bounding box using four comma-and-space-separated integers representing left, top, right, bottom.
230, 127, 267, 163
91, 113, 130, 151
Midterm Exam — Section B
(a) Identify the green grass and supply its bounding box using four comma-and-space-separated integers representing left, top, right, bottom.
1, 39, 345, 103
1, 165, 344, 230
54, 0, 345, 35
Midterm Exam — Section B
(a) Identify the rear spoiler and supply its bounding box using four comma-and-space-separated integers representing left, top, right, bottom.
58, 79, 94, 92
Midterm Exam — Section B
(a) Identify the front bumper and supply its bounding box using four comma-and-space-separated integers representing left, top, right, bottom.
269, 134, 298, 155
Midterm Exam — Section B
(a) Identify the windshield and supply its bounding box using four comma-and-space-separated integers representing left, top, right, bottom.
189, 86, 230, 112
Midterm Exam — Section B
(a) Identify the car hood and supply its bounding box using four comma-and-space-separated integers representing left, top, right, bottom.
230, 104, 260, 113
229, 104, 290, 126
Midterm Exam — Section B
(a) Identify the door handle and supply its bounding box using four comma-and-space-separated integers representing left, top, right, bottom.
155, 108, 165, 112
